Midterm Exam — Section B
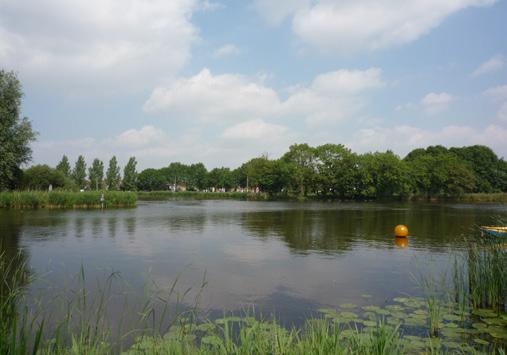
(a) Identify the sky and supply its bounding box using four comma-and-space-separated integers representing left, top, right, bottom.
1, 0, 507, 169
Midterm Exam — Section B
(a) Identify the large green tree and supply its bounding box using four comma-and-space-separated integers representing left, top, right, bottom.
56, 155, 71, 177
88, 158, 104, 190
105, 156, 121, 190
122, 157, 138, 191
72, 155, 87, 189
22, 165, 66, 190
0, 70, 37, 190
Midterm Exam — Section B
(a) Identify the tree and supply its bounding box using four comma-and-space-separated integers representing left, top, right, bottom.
281, 144, 318, 197
123, 157, 138, 191
88, 158, 104, 190
22, 165, 66, 190
105, 156, 121, 190
56, 155, 71, 177
137, 168, 167, 191
0, 70, 37, 190
72, 155, 87, 189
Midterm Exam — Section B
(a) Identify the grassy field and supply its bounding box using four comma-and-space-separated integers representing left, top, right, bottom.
0, 191, 137, 209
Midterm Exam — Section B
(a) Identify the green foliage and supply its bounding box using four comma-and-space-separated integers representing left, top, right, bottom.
105, 156, 121, 190
404, 146, 477, 197
72, 155, 87, 189
88, 158, 104, 191
122, 157, 138, 191
282, 143, 318, 197
21, 164, 67, 190
0, 70, 37, 191
207, 167, 236, 190
137, 168, 167, 191
56, 155, 71, 177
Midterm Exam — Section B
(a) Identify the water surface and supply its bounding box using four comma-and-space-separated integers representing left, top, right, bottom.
1, 200, 506, 327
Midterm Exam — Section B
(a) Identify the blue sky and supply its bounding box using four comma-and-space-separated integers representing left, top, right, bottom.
1, 0, 506, 169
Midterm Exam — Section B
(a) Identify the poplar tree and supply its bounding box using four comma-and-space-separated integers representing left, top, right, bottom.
88, 158, 104, 190
72, 155, 87, 189
122, 157, 138, 191
105, 156, 121, 190
56, 155, 71, 177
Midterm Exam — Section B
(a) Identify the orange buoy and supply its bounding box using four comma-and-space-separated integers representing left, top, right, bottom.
395, 237, 408, 249
394, 225, 409, 238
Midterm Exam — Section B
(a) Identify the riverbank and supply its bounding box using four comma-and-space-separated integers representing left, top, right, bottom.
138, 191, 507, 204
0, 191, 137, 208
137, 190, 270, 201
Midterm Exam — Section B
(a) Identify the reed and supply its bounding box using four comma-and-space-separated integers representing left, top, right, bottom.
0, 191, 137, 209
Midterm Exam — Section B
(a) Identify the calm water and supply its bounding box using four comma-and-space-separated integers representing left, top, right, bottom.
1, 200, 506, 327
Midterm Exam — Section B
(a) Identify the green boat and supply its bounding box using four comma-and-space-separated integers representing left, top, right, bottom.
480, 226, 507, 238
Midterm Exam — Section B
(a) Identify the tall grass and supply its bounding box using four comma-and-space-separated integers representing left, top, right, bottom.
0, 191, 137, 209
464, 239, 506, 311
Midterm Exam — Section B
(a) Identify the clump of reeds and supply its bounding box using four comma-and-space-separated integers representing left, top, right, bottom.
0, 191, 137, 209
466, 239, 507, 311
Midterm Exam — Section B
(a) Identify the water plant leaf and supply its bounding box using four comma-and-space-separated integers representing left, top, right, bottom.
473, 338, 489, 345
362, 305, 381, 312
472, 309, 497, 318
339, 303, 357, 309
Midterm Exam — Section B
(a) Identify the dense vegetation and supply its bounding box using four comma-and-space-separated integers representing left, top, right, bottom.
0, 191, 137, 208
136, 144, 507, 200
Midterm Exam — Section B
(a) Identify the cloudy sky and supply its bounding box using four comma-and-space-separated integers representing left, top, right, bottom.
2, 0, 506, 169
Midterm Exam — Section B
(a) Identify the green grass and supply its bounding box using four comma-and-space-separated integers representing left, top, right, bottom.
138, 191, 269, 201
0, 191, 137, 209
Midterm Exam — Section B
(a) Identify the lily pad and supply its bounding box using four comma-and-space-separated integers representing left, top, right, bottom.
362, 320, 377, 327
473, 308, 497, 318
442, 314, 461, 322
340, 303, 357, 309
473, 338, 489, 345
362, 305, 381, 312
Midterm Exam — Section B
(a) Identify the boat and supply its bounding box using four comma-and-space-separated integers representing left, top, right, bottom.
479, 226, 507, 238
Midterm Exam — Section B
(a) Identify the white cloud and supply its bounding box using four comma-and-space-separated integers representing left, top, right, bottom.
472, 55, 505, 77
421, 92, 454, 114
115, 126, 168, 148
144, 67, 384, 125
0, 0, 199, 94
212, 44, 241, 59
310, 68, 384, 94
349, 124, 507, 158
144, 68, 281, 122
254, 0, 496, 52
483, 85, 507, 101
253, 0, 310, 25
221, 119, 289, 140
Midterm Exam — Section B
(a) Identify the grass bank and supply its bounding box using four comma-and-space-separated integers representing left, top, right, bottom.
138, 191, 270, 201
0, 191, 137, 209
453, 193, 507, 203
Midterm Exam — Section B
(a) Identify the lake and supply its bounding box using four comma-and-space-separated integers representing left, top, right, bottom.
1, 200, 506, 333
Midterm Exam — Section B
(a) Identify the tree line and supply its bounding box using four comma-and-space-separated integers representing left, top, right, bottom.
20, 156, 138, 191
135, 144, 507, 199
